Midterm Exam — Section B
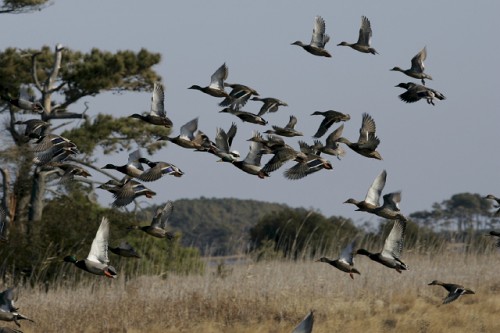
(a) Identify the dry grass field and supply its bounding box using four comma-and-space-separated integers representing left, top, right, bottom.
3, 251, 500, 333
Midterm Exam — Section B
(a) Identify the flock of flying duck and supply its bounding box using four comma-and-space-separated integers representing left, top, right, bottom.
3, 13, 497, 333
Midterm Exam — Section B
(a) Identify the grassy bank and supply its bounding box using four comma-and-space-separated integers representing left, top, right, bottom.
3, 251, 499, 332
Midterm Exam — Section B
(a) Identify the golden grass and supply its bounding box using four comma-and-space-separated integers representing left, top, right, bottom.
3, 252, 500, 332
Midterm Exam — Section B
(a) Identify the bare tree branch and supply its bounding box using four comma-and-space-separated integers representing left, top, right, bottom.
31, 52, 43, 92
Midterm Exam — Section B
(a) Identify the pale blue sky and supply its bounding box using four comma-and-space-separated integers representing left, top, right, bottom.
2, 1, 499, 223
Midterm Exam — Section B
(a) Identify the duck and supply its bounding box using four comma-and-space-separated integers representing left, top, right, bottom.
250, 97, 288, 116
313, 124, 346, 160
14, 119, 50, 139
219, 83, 259, 110
428, 280, 475, 304
1, 95, 44, 113
188, 63, 229, 98
231, 141, 269, 179
247, 131, 286, 152
373, 192, 408, 221
292, 310, 314, 333
208, 123, 240, 163
337, 113, 382, 160
395, 82, 446, 105
157, 118, 211, 150
101, 149, 144, 178
292, 15, 331, 57
219, 108, 267, 126
31, 134, 79, 166
261, 144, 307, 174
31, 134, 76, 152
337, 16, 378, 54
47, 162, 92, 183
110, 179, 156, 207
486, 231, 500, 247
129, 81, 173, 127
128, 201, 175, 239
391, 47, 432, 85
97, 179, 125, 193
284, 141, 332, 180
34, 146, 79, 166
109, 241, 141, 258
0, 288, 34, 328
485, 194, 500, 216
316, 241, 360, 279
344, 170, 386, 211
64, 217, 117, 278
344, 170, 408, 221
311, 110, 350, 138
137, 157, 184, 181
265, 115, 303, 137
356, 219, 408, 273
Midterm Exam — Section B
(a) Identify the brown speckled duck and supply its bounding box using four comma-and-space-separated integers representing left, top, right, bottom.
316, 241, 360, 279
265, 115, 303, 137
337, 113, 382, 160
128, 201, 175, 239
188, 63, 229, 98
395, 82, 445, 105
292, 16, 332, 58
129, 82, 173, 127
428, 280, 475, 304
311, 110, 350, 138
356, 220, 408, 273
338, 16, 378, 55
391, 47, 432, 85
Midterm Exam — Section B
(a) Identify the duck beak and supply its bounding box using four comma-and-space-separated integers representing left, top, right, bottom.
104, 270, 116, 278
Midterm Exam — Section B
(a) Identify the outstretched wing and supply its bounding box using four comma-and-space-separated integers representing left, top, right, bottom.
87, 217, 110, 264
357, 16, 373, 46
151, 201, 174, 229
150, 82, 166, 117
410, 47, 427, 73
364, 170, 386, 206
292, 311, 314, 333
381, 220, 406, 260
338, 240, 356, 266
311, 16, 328, 48
209, 63, 228, 90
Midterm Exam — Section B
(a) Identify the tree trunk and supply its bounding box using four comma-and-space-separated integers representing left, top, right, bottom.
28, 169, 47, 224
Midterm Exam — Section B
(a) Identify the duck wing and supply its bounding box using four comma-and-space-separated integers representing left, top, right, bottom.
209, 63, 228, 91
410, 47, 426, 73
311, 16, 329, 48
381, 220, 406, 260
150, 82, 166, 118
180, 117, 198, 140
357, 16, 372, 46
87, 217, 110, 265
443, 288, 464, 304
0, 288, 16, 312
364, 170, 387, 206
338, 240, 356, 266
292, 311, 314, 333
215, 127, 230, 153
284, 115, 298, 130
226, 122, 237, 148
381, 191, 402, 211
151, 201, 174, 229
357, 113, 377, 144
243, 141, 264, 166
325, 124, 344, 146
